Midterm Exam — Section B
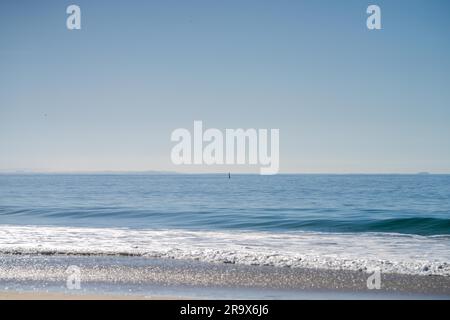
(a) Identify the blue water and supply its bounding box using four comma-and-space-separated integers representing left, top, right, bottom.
1, 174, 449, 236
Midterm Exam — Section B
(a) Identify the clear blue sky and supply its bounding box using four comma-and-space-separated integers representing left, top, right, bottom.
1, 0, 449, 173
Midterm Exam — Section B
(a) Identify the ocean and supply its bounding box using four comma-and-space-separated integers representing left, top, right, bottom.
1, 174, 449, 276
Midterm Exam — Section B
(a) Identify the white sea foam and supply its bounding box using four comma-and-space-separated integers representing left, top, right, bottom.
0, 225, 449, 276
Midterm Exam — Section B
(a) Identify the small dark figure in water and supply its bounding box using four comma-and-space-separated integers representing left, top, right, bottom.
228, 172, 231, 179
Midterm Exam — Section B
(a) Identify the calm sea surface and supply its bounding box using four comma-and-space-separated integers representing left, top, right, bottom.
0, 174, 449, 235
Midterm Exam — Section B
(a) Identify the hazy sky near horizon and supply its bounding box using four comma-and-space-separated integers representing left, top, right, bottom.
1, 0, 450, 173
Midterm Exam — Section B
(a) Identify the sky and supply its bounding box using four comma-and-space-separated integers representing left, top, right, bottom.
1, 0, 450, 174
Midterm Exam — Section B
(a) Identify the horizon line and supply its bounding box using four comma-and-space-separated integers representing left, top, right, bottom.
0, 170, 448, 175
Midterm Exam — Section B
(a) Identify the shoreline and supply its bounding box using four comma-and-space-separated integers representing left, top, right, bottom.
2, 224, 449, 277
1, 254, 449, 300
0, 291, 183, 300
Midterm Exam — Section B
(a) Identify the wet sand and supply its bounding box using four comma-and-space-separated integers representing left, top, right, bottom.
0, 291, 166, 300
1, 254, 449, 299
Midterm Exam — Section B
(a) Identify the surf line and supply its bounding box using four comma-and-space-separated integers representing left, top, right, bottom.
171, 121, 280, 175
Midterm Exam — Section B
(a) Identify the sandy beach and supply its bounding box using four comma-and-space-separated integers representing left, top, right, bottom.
0, 291, 161, 300
1, 253, 449, 300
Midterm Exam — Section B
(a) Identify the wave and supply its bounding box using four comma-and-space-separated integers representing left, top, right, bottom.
364, 217, 450, 235
0, 225, 449, 276
1, 206, 449, 236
